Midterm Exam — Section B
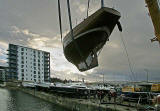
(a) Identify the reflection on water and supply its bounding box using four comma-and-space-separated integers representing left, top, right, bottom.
0, 88, 71, 111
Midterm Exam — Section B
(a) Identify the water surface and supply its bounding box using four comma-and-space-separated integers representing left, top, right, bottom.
0, 88, 71, 111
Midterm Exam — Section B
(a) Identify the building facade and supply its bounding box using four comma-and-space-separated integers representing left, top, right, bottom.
0, 66, 8, 82
7, 44, 50, 83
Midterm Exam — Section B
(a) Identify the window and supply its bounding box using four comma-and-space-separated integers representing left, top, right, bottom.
34, 67, 36, 70
34, 75, 36, 78
34, 71, 36, 74
21, 69, 24, 72
21, 61, 24, 64
21, 65, 24, 68
21, 48, 24, 51
38, 71, 40, 74
21, 52, 24, 55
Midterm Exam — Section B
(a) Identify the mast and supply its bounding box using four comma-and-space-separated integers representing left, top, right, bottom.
145, 0, 160, 43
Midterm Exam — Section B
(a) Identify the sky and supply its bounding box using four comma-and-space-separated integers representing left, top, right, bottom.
0, 0, 160, 82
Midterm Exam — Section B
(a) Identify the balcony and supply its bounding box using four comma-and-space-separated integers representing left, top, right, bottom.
44, 63, 49, 66
44, 61, 49, 64
44, 58, 50, 62
9, 60, 17, 64
9, 70, 17, 73
44, 71, 49, 73
44, 53, 50, 57
7, 56, 17, 60
7, 47, 17, 51
9, 63, 18, 66
44, 66, 49, 69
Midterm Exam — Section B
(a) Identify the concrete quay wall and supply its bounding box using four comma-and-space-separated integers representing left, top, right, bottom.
20, 88, 111, 111
5, 86, 136, 111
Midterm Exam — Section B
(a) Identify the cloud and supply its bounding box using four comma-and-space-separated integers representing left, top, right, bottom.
0, 0, 160, 82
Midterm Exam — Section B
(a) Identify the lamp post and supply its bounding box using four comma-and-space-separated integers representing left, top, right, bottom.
144, 69, 149, 83
103, 73, 104, 84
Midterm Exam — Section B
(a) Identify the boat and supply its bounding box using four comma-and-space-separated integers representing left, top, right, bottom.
50, 82, 90, 97
63, 7, 121, 71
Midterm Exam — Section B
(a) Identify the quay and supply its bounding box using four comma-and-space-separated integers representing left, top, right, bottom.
2, 84, 138, 111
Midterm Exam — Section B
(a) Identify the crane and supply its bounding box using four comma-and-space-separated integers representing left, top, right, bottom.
145, 0, 160, 43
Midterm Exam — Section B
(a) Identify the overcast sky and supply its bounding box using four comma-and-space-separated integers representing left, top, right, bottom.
0, 0, 160, 82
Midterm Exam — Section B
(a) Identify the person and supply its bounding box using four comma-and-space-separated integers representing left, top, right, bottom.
113, 91, 117, 103
108, 91, 111, 102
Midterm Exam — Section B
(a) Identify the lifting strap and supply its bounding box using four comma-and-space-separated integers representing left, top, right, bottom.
57, 0, 63, 43
101, 0, 104, 8
117, 22, 136, 82
66, 0, 89, 68
87, 0, 90, 17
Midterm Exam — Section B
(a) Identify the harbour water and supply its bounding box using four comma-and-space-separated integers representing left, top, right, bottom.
0, 88, 71, 111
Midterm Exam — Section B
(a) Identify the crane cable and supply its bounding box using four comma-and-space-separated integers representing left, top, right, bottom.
87, 0, 90, 17
158, 0, 160, 9
66, 0, 89, 68
117, 22, 136, 82
119, 33, 135, 81
57, 0, 63, 43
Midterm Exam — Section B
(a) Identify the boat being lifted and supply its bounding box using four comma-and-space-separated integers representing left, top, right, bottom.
63, 7, 121, 72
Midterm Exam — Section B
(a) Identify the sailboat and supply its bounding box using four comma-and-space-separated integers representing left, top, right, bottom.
63, 6, 121, 71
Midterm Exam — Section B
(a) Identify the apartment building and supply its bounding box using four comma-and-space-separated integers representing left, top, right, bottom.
7, 44, 50, 83
0, 66, 7, 82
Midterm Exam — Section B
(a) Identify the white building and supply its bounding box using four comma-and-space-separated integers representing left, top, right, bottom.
8, 44, 50, 83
